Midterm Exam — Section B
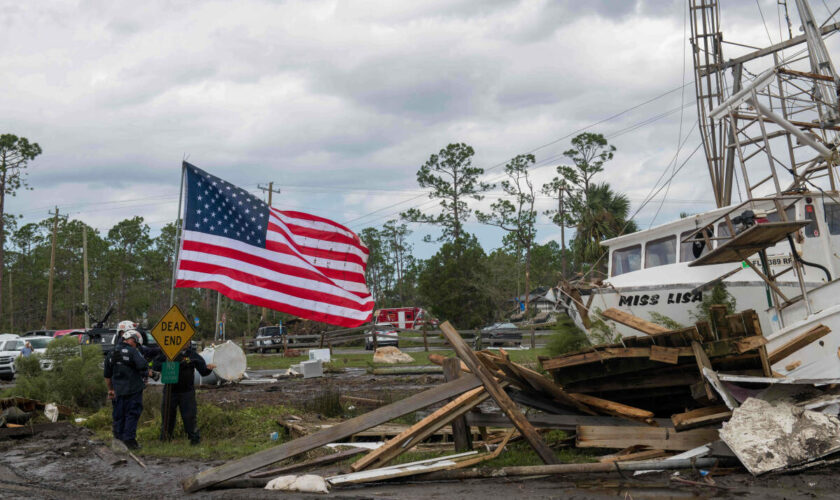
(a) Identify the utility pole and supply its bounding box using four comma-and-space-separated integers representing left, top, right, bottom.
257, 181, 281, 324
214, 291, 222, 340
45, 206, 65, 329
83, 226, 90, 330
8, 271, 12, 332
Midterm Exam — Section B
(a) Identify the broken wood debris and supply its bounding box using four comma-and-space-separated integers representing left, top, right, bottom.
184, 313, 840, 493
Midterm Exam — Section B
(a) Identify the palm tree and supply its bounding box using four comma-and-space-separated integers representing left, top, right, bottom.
570, 182, 637, 275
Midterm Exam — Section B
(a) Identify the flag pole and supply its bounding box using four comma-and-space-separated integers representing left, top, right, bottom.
169, 162, 187, 307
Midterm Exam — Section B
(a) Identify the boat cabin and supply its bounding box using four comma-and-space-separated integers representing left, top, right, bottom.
603, 194, 839, 284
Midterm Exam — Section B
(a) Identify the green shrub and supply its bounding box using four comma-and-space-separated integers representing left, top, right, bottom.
692, 282, 737, 322
546, 319, 590, 357
547, 330, 589, 356
4, 336, 107, 410
14, 353, 42, 378
648, 312, 684, 330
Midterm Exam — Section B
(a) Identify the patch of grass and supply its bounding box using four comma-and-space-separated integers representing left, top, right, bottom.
304, 386, 344, 418
247, 351, 449, 370
482, 438, 598, 467
81, 399, 297, 460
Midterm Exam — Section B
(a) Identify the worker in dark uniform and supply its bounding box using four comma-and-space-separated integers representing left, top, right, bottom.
104, 330, 149, 450
153, 345, 216, 445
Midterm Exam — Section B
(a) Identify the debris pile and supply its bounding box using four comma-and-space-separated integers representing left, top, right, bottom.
181, 313, 840, 494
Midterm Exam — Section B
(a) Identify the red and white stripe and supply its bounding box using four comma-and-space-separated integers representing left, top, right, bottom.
175, 209, 373, 327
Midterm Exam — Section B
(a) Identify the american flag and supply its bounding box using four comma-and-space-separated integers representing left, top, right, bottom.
175, 162, 374, 327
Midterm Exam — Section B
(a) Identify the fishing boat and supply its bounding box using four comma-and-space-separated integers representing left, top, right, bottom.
563, 0, 840, 378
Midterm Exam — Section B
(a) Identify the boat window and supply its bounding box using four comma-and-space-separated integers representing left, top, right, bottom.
611, 245, 641, 277
804, 204, 820, 238
717, 223, 732, 247
645, 236, 676, 268
825, 204, 840, 235
680, 229, 711, 262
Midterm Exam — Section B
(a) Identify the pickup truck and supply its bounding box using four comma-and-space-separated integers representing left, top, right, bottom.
254, 326, 288, 353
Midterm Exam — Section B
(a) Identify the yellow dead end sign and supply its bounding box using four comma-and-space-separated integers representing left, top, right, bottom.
151, 304, 196, 361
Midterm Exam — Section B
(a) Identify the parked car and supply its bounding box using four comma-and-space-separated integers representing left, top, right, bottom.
481, 322, 522, 347
365, 324, 399, 350
54, 329, 87, 341
0, 338, 24, 381
21, 330, 56, 338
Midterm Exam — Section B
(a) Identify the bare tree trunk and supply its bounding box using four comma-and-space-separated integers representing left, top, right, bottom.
559, 187, 566, 279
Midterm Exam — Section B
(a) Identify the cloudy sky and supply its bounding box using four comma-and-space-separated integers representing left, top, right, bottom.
3, 0, 839, 257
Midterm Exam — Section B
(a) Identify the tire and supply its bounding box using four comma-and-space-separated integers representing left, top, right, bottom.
365, 341, 372, 350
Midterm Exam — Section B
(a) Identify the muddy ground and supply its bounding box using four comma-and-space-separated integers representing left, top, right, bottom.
2, 370, 840, 499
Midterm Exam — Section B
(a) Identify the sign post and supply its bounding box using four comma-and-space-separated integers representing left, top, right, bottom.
151, 304, 196, 440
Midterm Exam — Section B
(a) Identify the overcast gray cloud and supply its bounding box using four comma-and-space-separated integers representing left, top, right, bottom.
2, 0, 839, 257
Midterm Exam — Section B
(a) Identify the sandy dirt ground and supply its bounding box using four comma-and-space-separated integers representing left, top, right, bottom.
2, 371, 840, 499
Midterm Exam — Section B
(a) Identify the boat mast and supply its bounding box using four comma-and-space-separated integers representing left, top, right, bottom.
691, 0, 840, 206
690, 0, 731, 207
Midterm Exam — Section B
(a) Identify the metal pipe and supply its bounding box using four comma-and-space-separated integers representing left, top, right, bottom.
749, 98, 834, 158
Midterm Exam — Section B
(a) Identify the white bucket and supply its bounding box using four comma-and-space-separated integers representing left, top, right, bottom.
194, 340, 247, 385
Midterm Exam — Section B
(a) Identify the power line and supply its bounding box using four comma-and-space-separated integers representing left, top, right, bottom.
343, 90, 698, 229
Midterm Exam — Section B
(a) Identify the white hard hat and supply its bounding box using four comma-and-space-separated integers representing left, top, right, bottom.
117, 320, 137, 333
122, 330, 143, 345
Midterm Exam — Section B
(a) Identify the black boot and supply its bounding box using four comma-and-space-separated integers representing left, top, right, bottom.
123, 439, 141, 450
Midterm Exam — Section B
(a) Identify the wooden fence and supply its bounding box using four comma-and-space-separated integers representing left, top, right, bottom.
241, 324, 555, 354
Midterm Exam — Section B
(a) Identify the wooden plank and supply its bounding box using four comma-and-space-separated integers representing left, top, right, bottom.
599, 449, 669, 463
600, 308, 670, 335
576, 425, 720, 451
442, 357, 473, 453
695, 320, 713, 341
785, 360, 802, 371
742, 309, 761, 337
495, 357, 596, 415
689, 221, 809, 266
464, 412, 674, 430
735, 335, 767, 353
691, 341, 717, 402
181, 373, 482, 492
650, 345, 680, 364
249, 448, 365, 478
567, 393, 655, 425
767, 324, 831, 364
542, 347, 694, 371
440, 321, 558, 465
671, 405, 732, 431
727, 313, 748, 337
566, 370, 698, 393
710, 305, 730, 339
350, 386, 490, 471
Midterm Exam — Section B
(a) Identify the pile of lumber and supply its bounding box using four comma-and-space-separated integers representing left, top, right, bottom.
539, 306, 771, 416
185, 311, 822, 493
